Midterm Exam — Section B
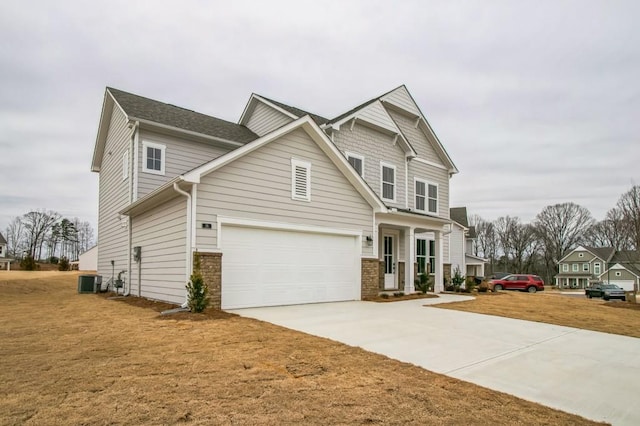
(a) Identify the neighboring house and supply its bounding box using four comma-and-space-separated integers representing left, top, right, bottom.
79, 246, 98, 271
91, 85, 459, 309
0, 232, 11, 270
449, 207, 486, 279
555, 246, 640, 291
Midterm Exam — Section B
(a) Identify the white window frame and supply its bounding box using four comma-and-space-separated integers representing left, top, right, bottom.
572, 264, 579, 272
414, 178, 426, 212
615, 271, 622, 277
142, 141, 166, 176
428, 240, 436, 275
594, 263, 601, 275
562, 264, 568, 272
291, 158, 311, 202
582, 263, 589, 272
122, 149, 129, 181
426, 181, 438, 214
346, 152, 365, 178
380, 162, 396, 202
416, 238, 427, 274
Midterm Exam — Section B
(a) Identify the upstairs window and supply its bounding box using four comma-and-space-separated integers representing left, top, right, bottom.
291, 158, 311, 201
427, 183, 438, 214
346, 152, 364, 177
415, 179, 426, 212
142, 141, 165, 175
594, 263, 601, 275
562, 264, 568, 272
583, 263, 589, 272
381, 162, 396, 202
572, 264, 579, 272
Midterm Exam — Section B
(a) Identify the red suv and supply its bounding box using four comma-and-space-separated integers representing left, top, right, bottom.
489, 274, 545, 293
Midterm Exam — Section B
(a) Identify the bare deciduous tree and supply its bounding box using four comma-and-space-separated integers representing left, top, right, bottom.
616, 185, 640, 250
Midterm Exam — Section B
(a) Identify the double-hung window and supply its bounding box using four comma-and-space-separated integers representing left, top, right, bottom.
415, 179, 426, 212
572, 264, 579, 272
562, 264, 568, 272
380, 162, 396, 202
428, 240, 436, 275
594, 263, 601, 275
142, 141, 166, 175
415, 179, 438, 214
346, 152, 364, 177
582, 263, 589, 272
416, 239, 427, 274
427, 183, 438, 214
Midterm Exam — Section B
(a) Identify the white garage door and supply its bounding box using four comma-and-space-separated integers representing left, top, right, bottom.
221, 225, 360, 309
607, 280, 635, 291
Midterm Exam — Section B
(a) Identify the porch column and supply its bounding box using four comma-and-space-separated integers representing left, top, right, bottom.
404, 226, 415, 294
434, 231, 443, 293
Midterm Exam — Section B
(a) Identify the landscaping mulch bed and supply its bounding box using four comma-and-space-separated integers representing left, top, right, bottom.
365, 293, 439, 302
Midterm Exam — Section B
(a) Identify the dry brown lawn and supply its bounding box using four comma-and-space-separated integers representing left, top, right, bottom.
434, 290, 640, 338
0, 272, 603, 425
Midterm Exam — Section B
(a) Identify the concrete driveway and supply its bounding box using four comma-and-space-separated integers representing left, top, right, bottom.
229, 296, 640, 425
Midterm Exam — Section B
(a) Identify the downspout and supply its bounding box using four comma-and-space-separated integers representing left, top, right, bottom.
173, 182, 192, 308
124, 121, 138, 297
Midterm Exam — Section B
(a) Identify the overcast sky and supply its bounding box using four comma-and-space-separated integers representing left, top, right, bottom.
1, 0, 638, 236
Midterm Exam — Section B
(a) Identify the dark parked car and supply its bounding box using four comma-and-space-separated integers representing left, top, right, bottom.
489, 274, 545, 293
585, 284, 626, 301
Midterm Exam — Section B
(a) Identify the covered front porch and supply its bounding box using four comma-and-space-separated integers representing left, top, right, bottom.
555, 275, 593, 289
373, 210, 450, 295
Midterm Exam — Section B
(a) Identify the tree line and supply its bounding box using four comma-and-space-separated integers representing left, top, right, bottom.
4, 210, 95, 262
470, 185, 639, 284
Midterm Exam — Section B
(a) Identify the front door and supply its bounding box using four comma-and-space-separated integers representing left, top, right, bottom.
383, 234, 396, 289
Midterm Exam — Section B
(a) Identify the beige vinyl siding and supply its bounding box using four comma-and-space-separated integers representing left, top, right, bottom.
195, 127, 375, 256
97, 104, 131, 281
131, 195, 187, 304
444, 233, 450, 263
408, 160, 450, 221
388, 109, 442, 165
245, 101, 294, 136
333, 122, 406, 209
381, 86, 421, 116
137, 129, 233, 198
356, 102, 400, 133
562, 250, 597, 263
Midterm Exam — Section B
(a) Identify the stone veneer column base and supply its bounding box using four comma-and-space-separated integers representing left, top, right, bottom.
197, 252, 222, 309
361, 258, 380, 300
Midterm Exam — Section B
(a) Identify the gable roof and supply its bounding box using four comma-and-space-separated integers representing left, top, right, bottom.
558, 245, 616, 263
256, 95, 330, 125
121, 116, 388, 217
450, 207, 469, 227
611, 250, 640, 263
92, 88, 259, 172
0, 232, 6, 245
108, 88, 258, 143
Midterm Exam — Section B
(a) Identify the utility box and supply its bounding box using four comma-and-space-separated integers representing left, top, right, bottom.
78, 275, 97, 294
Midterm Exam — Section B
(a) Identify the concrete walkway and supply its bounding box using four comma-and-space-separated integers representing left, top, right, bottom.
229, 295, 640, 425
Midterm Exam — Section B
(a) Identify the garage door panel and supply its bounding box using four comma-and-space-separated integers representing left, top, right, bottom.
222, 226, 359, 309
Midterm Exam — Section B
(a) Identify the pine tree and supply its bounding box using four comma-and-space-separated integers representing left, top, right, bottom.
186, 253, 209, 313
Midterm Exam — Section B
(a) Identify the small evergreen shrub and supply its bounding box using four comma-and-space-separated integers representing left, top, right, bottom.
58, 256, 70, 271
20, 255, 38, 271
380, 293, 390, 299
49, 256, 59, 264
451, 267, 465, 290
393, 291, 404, 297
415, 273, 432, 294
186, 253, 210, 313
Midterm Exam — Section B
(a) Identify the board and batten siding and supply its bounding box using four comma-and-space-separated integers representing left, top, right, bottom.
195, 127, 375, 256
131, 195, 187, 305
388, 109, 442, 165
332, 122, 406, 209
97, 104, 132, 282
245, 101, 294, 137
137, 129, 234, 199
449, 224, 465, 275
408, 160, 450, 221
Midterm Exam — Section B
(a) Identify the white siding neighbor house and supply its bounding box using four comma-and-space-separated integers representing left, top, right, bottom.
91, 85, 461, 308
79, 246, 98, 271
0, 232, 11, 270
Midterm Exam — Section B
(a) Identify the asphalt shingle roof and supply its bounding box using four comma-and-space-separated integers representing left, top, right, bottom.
0, 232, 6, 245
450, 207, 469, 227
256, 95, 330, 126
108, 88, 258, 144
584, 246, 616, 262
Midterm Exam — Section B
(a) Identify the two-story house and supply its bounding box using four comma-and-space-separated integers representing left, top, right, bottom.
449, 207, 486, 279
0, 232, 11, 270
556, 246, 640, 291
91, 85, 459, 309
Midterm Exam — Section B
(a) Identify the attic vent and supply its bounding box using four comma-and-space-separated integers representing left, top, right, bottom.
291, 159, 311, 202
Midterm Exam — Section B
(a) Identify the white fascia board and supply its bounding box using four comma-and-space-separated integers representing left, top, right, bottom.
217, 215, 362, 237
557, 246, 588, 263
131, 117, 244, 148
91, 91, 117, 172
416, 119, 458, 174
184, 116, 388, 212
413, 157, 448, 171
238, 94, 299, 125
119, 176, 186, 216
252, 95, 299, 119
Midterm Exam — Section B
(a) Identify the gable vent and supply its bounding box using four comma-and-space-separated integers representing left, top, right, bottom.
291, 159, 311, 201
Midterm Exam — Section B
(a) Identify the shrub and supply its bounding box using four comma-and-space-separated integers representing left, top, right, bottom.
393, 291, 404, 297
445, 285, 455, 292
477, 281, 489, 293
58, 256, 70, 271
20, 255, 38, 271
380, 293, 390, 299
415, 273, 432, 294
186, 253, 210, 313
451, 267, 465, 290
49, 256, 59, 264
